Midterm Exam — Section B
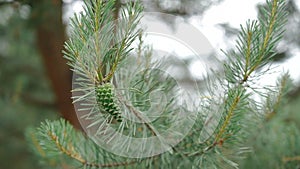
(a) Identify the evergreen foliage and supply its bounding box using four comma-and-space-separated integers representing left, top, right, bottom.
26, 0, 299, 168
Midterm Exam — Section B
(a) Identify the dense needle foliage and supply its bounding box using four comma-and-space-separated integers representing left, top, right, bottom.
26, 0, 300, 168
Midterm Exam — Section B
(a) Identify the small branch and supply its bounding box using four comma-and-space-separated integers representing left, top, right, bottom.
214, 96, 240, 143
183, 141, 218, 157
30, 133, 46, 157
89, 160, 137, 168
247, 0, 279, 76
103, 25, 130, 82
242, 30, 253, 83
282, 156, 300, 163
48, 130, 139, 168
117, 92, 158, 136
185, 96, 241, 157
266, 74, 288, 121
49, 131, 86, 164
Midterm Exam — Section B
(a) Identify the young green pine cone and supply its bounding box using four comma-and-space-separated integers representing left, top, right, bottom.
95, 83, 122, 122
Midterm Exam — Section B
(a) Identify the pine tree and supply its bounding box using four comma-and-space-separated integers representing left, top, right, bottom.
26, 0, 299, 168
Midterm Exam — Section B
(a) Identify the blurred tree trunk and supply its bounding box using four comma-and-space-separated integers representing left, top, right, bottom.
32, 0, 81, 129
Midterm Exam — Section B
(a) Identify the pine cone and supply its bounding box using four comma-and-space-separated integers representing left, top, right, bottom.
95, 83, 122, 122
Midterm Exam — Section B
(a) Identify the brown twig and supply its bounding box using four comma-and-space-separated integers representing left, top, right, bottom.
282, 156, 300, 163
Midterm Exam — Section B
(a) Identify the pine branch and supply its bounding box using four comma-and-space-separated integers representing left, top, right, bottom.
64, 0, 142, 84
116, 90, 159, 136
189, 0, 288, 166
220, 0, 287, 144
282, 156, 300, 163
214, 92, 240, 143
264, 72, 292, 120
224, 0, 287, 84
29, 132, 46, 157
32, 119, 146, 168
245, 0, 284, 78
243, 73, 293, 147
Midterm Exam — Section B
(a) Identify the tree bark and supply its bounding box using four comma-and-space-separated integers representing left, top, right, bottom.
32, 0, 81, 129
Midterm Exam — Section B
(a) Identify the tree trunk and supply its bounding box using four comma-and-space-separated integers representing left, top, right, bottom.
32, 0, 81, 129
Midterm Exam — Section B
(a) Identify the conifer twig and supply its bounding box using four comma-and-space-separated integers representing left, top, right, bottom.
117, 92, 158, 136
214, 96, 240, 143
44, 120, 141, 168
282, 156, 300, 163
244, 0, 280, 81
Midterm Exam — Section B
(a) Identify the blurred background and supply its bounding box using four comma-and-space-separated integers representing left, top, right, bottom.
0, 0, 299, 168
